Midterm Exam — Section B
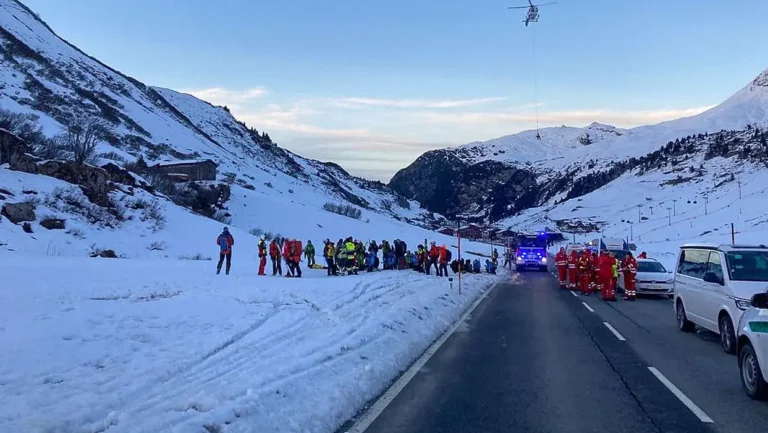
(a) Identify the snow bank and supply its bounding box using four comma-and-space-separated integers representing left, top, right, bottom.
0, 256, 499, 433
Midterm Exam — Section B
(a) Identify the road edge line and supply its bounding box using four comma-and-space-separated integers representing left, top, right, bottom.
647, 367, 714, 423
603, 321, 627, 341
582, 302, 595, 312
344, 281, 499, 433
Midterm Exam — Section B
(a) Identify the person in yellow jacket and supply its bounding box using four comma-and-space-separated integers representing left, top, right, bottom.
610, 252, 619, 293
345, 238, 358, 275
323, 239, 336, 276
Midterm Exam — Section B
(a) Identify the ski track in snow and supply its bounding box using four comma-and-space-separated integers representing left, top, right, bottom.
0, 256, 499, 433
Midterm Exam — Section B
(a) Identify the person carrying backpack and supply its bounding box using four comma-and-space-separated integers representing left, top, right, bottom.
304, 240, 316, 267
216, 227, 234, 275
438, 245, 451, 277
324, 239, 337, 276
269, 237, 282, 276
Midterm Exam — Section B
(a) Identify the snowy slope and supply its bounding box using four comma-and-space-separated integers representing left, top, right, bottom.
0, 252, 501, 433
502, 143, 768, 270
0, 0, 430, 246
392, 68, 768, 223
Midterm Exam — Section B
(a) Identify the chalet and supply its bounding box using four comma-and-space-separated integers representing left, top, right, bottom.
485, 228, 500, 240
153, 159, 217, 182
499, 229, 516, 240
458, 224, 483, 240
437, 227, 455, 236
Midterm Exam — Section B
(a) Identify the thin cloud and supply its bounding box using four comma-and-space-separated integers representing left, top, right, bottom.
413, 106, 716, 128
328, 96, 506, 109
181, 87, 268, 109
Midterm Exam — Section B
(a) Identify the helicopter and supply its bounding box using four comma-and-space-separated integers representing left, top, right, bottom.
507, 0, 557, 26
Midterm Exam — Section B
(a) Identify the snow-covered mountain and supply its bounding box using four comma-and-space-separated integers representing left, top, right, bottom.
0, 0, 447, 257
390, 68, 768, 224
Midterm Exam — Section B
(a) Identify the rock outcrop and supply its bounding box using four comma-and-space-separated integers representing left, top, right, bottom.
1, 202, 36, 223
37, 160, 110, 207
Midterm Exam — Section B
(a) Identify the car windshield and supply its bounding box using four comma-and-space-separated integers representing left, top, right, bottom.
519, 239, 545, 248
637, 261, 666, 273
726, 251, 768, 281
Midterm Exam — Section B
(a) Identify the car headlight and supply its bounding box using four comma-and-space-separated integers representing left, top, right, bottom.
735, 298, 751, 311
516, 256, 523, 262
541, 257, 547, 263
666, 279, 674, 284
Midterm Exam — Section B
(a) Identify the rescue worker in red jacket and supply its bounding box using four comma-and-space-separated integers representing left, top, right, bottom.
598, 251, 617, 301
216, 227, 234, 275
269, 238, 282, 276
638, 251, 647, 259
567, 250, 579, 290
283, 239, 295, 277
622, 251, 638, 301
578, 248, 592, 295
257, 235, 267, 276
555, 247, 568, 288
591, 252, 599, 293
438, 245, 450, 277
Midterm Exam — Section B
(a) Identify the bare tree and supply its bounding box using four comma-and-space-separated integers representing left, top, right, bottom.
61, 115, 111, 165
0, 108, 45, 147
34, 135, 68, 160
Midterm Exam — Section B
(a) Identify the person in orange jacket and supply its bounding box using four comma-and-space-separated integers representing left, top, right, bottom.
567, 250, 579, 290
555, 247, 568, 288
638, 251, 647, 259
216, 227, 234, 275
428, 242, 440, 276
598, 251, 617, 301
257, 235, 267, 276
437, 245, 450, 277
578, 248, 592, 296
622, 251, 638, 301
269, 237, 282, 276
283, 239, 295, 277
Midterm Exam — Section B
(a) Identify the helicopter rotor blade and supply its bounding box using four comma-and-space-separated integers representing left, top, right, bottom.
533, 1, 558, 6
507, 5, 530, 9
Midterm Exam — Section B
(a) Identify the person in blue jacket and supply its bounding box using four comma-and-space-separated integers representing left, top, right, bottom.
472, 259, 482, 273
485, 259, 497, 275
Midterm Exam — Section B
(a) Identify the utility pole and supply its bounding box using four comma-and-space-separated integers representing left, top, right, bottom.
628, 221, 634, 241
456, 218, 462, 294
731, 223, 736, 244
666, 207, 672, 226
637, 204, 643, 223
704, 191, 709, 215
737, 176, 742, 199
672, 199, 677, 216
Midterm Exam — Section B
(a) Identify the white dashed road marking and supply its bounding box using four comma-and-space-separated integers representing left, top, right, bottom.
570, 291, 579, 298
582, 302, 594, 313
647, 367, 714, 423
603, 322, 626, 341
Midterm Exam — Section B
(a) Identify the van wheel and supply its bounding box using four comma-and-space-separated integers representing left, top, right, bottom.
719, 314, 737, 354
740, 342, 768, 400
676, 300, 695, 332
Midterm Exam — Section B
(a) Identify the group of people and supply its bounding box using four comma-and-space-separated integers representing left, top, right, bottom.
554, 247, 640, 301
215, 227, 499, 278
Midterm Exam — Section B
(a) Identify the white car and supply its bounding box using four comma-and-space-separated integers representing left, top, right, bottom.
737, 292, 768, 400
618, 258, 673, 297
674, 244, 768, 354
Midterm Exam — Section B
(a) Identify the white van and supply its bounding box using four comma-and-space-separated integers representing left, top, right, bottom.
674, 244, 768, 354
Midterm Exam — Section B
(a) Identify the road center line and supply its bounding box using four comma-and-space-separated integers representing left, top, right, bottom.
603, 322, 626, 341
345, 282, 498, 433
647, 367, 714, 423
570, 291, 579, 298
582, 302, 594, 312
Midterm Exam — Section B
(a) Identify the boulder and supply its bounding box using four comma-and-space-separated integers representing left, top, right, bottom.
0, 129, 40, 173
40, 218, 66, 230
91, 249, 117, 258
1, 202, 36, 223
37, 160, 110, 207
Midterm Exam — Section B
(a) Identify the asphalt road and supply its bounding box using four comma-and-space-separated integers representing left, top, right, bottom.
584, 284, 768, 433
357, 271, 718, 433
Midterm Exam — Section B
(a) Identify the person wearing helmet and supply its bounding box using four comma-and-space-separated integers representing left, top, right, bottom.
269, 236, 282, 276
304, 240, 315, 267
555, 247, 568, 288
257, 235, 267, 276
216, 227, 234, 275
428, 241, 440, 276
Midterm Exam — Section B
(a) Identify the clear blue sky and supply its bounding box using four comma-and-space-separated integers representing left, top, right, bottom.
22, 0, 768, 180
